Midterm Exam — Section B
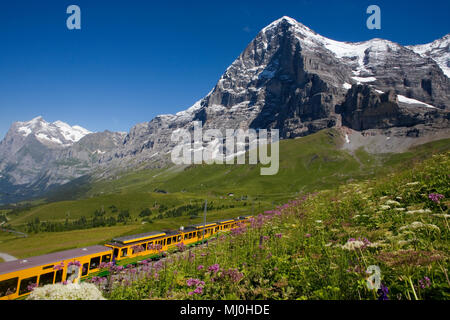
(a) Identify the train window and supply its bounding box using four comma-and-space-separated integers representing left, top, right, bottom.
197, 231, 201, 237
55, 270, 63, 284
142, 243, 147, 251
121, 248, 128, 257
173, 236, 177, 243
147, 242, 153, 250
90, 256, 101, 270
0, 277, 18, 298
102, 254, 111, 263
19, 276, 38, 296
167, 237, 172, 245
82, 263, 89, 276
184, 234, 188, 240
178, 235, 182, 242
39, 271, 54, 286
163, 239, 166, 246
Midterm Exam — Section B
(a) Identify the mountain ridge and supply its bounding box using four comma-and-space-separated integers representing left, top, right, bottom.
1, 16, 449, 204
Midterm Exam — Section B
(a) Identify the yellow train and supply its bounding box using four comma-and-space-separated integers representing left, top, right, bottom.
0, 215, 252, 300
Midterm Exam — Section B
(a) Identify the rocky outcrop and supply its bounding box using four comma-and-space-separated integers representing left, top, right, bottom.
337, 85, 449, 131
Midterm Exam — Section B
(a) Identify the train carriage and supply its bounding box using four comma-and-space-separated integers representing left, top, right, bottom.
0, 214, 254, 300
0, 245, 113, 300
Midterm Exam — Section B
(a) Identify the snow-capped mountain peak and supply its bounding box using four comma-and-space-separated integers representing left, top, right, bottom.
53, 120, 92, 143
15, 117, 92, 146
407, 34, 450, 78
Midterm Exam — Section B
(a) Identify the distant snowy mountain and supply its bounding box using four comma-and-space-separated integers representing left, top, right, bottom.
14, 116, 92, 147
0, 117, 125, 203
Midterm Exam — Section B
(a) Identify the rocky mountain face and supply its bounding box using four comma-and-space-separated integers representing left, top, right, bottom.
0, 117, 126, 203
1, 16, 449, 203
97, 17, 449, 166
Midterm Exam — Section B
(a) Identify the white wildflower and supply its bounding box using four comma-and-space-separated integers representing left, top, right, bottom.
386, 200, 401, 206
399, 222, 440, 233
27, 283, 106, 300
397, 240, 411, 247
368, 241, 388, 248
341, 240, 365, 251
432, 214, 450, 218
410, 221, 426, 229
379, 205, 391, 210
427, 224, 441, 232
406, 209, 430, 214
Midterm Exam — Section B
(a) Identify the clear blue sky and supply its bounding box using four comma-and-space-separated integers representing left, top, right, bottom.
0, 0, 449, 139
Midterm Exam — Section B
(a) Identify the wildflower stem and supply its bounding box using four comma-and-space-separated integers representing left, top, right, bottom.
408, 277, 419, 300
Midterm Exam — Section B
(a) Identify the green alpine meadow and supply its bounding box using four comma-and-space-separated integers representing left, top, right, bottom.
75, 149, 449, 300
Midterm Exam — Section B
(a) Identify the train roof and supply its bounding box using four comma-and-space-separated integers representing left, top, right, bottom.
216, 219, 235, 224
181, 226, 197, 232
237, 215, 253, 220
0, 245, 112, 276
164, 230, 182, 236
189, 222, 217, 229
111, 231, 166, 245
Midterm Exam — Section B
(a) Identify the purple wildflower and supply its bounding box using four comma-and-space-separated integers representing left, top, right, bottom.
208, 264, 220, 273
378, 283, 389, 300
428, 193, 444, 204
187, 278, 205, 287
27, 283, 37, 291
193, 286, 203, 294
53, 262, 64, 271
176, 242, 186, 252
67, 260, 81, 268
419, 276, 432, 289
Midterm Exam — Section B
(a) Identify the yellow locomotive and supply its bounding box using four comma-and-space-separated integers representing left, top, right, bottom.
0, 215, 252, 300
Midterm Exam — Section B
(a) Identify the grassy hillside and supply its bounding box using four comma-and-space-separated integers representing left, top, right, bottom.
1, 129, 449, 258
88, 151, 449, 300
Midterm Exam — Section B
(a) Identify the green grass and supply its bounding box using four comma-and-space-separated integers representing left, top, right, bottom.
1, 129, 449, 259
94, 151, 449, 300
85, 130, 450, 201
